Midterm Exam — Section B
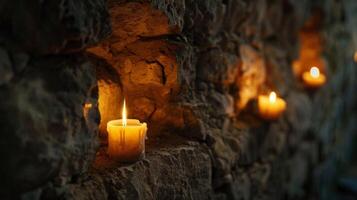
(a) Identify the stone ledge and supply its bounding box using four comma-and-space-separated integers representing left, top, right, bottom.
62, 136, 213, 200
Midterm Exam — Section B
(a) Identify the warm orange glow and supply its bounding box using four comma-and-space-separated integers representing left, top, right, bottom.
269, 92, 276, 103
258, 92, 286, 120
354, 51, 357, 63
84, 103, 92, 109
107, 99, 148, 162
83, 103, 92, 121
291, 13, 326, 78
122, 99, 127, 126
302, 66, 326, 89
310, 66, 320, 78
302, 66, 326, 88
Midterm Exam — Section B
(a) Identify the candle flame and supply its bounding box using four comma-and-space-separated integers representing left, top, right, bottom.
269, 92, 276, 103
310, 66, 320, 78
122, 99, 127, 126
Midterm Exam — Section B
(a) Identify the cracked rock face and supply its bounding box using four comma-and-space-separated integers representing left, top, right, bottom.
90, 1, 190, 139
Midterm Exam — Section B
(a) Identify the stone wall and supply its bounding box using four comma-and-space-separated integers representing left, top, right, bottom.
314, 0, 357, 199
0, 0, 109, 197
0, 0, 356, 200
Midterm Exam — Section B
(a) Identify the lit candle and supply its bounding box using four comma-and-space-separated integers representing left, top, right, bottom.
302, 66, 326, 88
258, 92, 286, 120
107, 99, 147, 162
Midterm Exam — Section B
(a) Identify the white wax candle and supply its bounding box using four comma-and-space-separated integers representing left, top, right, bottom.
302, 66, 326, 88
258, 92, 286, 120
107, 119, 147, 162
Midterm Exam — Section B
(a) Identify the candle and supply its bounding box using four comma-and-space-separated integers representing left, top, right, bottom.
107, 100, 147, 162
302, 66, 326, 88
258, 92, 286, 120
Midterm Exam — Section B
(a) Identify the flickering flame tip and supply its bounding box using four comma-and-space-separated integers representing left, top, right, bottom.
269, 92, 276, 103
122, 99, 127, 126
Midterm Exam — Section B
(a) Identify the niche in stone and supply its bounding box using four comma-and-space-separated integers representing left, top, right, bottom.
292, 11, 327, 79
87, 2, 200, 143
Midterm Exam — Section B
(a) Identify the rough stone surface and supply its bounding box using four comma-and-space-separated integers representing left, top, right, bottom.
89, 1, 197, 139
0, 0, 356, 199
42, 138, 212, 200
0, 48, 14, 85
313, 1, 357, 199
237, 45, 266, 110
93, 57, 122, 137
0, 0, 111, 54
0, 53, 99, 197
